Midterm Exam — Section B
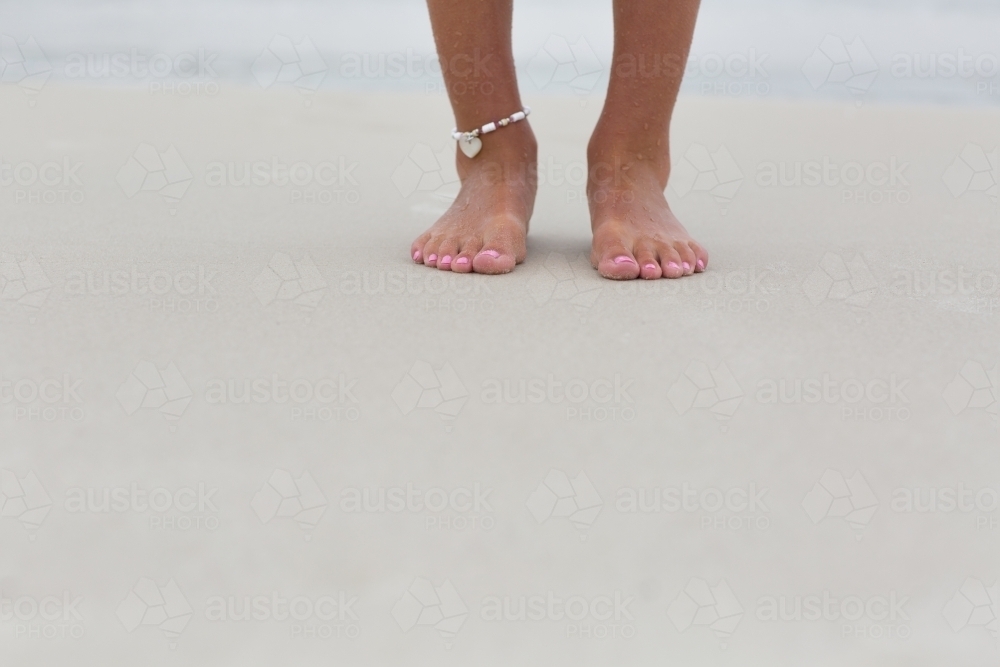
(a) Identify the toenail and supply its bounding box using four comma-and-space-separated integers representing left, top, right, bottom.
667, 262, 679, 271
696, 259, 705, 270
412, 250, 421, 261
440, 255, 452, 265
644, 263, 657, 270
456, 257, 469, 265
427, 254, 437, 262
682, 262, 691, 271
614, 255, 636, 265
479, 249, 500, 258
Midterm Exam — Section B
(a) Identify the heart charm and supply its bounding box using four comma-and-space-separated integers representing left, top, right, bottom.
459, 136, 482, 158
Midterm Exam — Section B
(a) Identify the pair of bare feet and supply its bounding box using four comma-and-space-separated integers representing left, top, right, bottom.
409, 121, 708, 280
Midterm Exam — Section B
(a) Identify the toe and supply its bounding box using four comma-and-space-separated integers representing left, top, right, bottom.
634, 247, 661, 280
411, 233, 431, 264
674, 242, 697, 276
452, 238, 481, 274
657, 244, 685, 279
472, 222, 523, 274
689, 240, 709, 272
596, 244, 641, 280
436, 239, 460, 271
422, 237, 441, 268
472, 248, 516, 274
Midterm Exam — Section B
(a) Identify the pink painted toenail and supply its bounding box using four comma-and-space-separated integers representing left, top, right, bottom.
644, 263, 657, 270
412, 250, 421, 261
614, 255, 636, 265
682, 262, 691, 271
667, 262, 679, 271
456, 257, 469, 265
440, 255, 452, 265
479, 250, 500, 258
696, 259, 705, 270
427, 254, 437, 263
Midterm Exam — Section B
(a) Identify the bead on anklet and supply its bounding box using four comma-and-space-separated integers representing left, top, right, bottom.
451, 106, 531, 158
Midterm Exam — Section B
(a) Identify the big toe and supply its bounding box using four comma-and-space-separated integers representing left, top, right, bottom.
472, 248, 516, 274
596, 248, 640, 280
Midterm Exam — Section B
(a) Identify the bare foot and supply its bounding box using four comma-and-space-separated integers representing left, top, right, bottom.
410, 124, 536, 274
587, 150, 709, 280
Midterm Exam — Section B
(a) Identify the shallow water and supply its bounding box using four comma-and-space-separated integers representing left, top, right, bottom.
3, 0, 1000, 106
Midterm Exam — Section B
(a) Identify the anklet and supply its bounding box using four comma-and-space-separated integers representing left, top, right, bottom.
451, 107, 531, 158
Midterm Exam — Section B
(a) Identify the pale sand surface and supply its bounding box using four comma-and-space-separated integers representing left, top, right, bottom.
2, 85, 999, 665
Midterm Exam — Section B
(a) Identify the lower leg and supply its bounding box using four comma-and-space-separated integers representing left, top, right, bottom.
411, 0, 536, 274
587, 0, 709, 279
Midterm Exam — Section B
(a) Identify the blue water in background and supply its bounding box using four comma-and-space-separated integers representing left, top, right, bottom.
3, 0, 1000, 106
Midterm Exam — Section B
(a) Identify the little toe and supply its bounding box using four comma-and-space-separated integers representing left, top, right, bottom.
689, 241, 709, 272
411, 233, 431, 263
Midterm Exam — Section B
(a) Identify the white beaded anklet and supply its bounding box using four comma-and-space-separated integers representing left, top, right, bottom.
451, 106, 531, 158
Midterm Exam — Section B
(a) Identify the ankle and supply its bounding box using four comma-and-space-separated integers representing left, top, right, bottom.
585, 152, 666, 201
587, 124, 670, 189
458, 123, 537, 189
461, 122, 536, 164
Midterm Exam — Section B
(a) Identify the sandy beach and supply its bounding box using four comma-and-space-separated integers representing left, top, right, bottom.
2, 82, 999, 665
